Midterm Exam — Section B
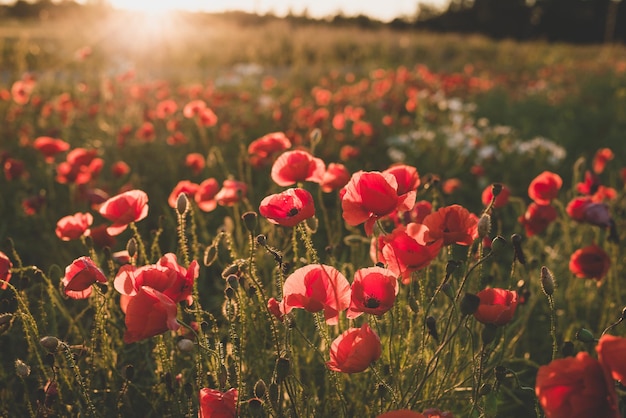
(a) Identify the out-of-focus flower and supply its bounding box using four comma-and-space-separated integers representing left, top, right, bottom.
347, 267, 398, 318
326, 323, 381, 373
194, 178, 220, 212
98, 190, 149, 236
321, 163, 350, 193
281, 264, 350, 325
596, 334, 626, 383
55, 212, 93, 241
518, 203, 558, 237
376, 411, 426, 418
198, 388, 238, 418
569, 244, 610, 281
441, 178, 462, 195
33, 137, 70, 163
259, 188, 315, 227
111, 161, 131, 178
185, 153, 205, 175
270, 150, 325, 187
422, 205, 477, 246
62, 256, 107, 299
528, 171, 562, 205
535, 352, 619, 418
0, 251, 12, 290
565, 197, 611, 227
473, 288, 518, 326
593, 148, 614, 175
248, 131, 292, 167
215, 179, 247, 206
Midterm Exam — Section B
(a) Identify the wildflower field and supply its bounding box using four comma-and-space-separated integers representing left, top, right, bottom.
1, 11, 626, 418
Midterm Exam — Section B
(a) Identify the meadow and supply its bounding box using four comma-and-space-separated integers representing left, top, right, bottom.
0, 11, 625, 417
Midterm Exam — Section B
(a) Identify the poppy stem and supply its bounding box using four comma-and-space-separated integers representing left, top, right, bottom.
547, 294, 558, 361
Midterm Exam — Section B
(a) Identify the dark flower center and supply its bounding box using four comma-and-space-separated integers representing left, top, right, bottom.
364, 297, 380, 309
288, 208, 299, 217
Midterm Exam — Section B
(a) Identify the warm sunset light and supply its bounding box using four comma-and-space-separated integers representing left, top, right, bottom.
105, 0, 449, 22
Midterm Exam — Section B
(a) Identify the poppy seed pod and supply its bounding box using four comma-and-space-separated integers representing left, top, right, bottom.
242, 211, 258, 233
40, 336, 60, 353
426, 316, 438, 341
126, 238, 137, 259
490, 235, 507, 255
254, 379, 267, 399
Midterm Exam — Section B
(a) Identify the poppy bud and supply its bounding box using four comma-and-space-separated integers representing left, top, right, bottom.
268, 382, 279, 408
460, 293, 481, 316
481, 324, 498, 345
218, 364, 228, 388
256, 234, 267, 247
242, 211, 258, 233
445, 260, 461, 278
40, 336, 60, 353
15, 359, 30, 377
310, 128, 322, 147
254, 379, 267, 399
440, 282, 455, 300
124, 364, 135, 382
490, 235, 507, 255
276, 357, 290, 384
44, 353, 55, 368
126, 238, 137, 259
491, 183, 503, 198
408, 297, 419, 313
248, 398, 264, 415
224, 286, 235, 300
203, 244, 217, 266
426, 316, 438, 341
222, 263, 240, 279
477, 214, 491, 239
540, 266, 555, 296
305, 216, 318, 233
176, 193, 189, 216
576, 328, 595, 343
511, 234, 526, 265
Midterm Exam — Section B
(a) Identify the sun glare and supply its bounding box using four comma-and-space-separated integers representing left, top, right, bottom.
107, 0, 203, 14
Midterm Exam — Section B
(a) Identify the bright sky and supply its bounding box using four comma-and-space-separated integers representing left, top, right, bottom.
106, 0, 450, 22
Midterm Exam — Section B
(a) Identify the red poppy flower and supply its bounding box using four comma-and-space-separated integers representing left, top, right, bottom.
422, 408, 455, 418
422, 205, 478, 246
55, 212, 93, 241
340, 145, 360, 161
535, 352, 620, 418
185, 153, 205, 175
248, 131, 292, 167
596, 334, 626, 383
62, 256, 107, 299
320, 163, 350, 193
194, 178, 220, 212
122, 286, 180, 344
518, 203, 558, 237
168, 180, 199, 209
183, 99, 206, 118
259, 188, 315, 227
390, 200, 432, 226
98, 189, 149, 236
576, 171, 601, 196
341, 171, 414, 235
569, 244, 610, 280
565, 197, 611, 227
267, 297, 284, 322
473, 288, 518, 326
270, 150, 325, 187
377, 224, 442, 284
114, 253, 198, 308
593, 148, 614, 175
56, 148, 103, 185
155, 99, 178, 119
383, 164, 420, 204
111, 161, 130, 178
11, 79, 35, 105
528, 171, 562, 205
198, 107, 218, 127
198, 388, 238, 418
33, 136, 70, 163
135, 121, 156, 142
347, 267, 399, 318
441, 178, 462, 195
281, 264, 351, 325
481, 184, 511, 208
215, 179, 248, 207
326, 323, 381, 373
0, 251, 12, 290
